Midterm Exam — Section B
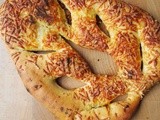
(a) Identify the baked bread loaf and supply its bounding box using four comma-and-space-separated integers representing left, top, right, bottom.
0, 0, 159, 120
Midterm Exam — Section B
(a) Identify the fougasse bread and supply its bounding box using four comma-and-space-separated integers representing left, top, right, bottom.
0, 0, 159, 120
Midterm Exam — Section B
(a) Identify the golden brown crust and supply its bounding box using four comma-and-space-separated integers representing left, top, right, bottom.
0, 0, 160, 120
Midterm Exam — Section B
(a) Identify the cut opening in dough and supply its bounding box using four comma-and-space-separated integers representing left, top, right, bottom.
57, 0, 72, 25
29, 50, 55, 54
68, 41, 117, 75
112, 94, 128, 103
96, 15, 110, 38
140, 44, 143, 71
56, 76, 86, 90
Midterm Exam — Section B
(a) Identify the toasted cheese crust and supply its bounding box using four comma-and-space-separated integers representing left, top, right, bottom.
0, 0, 160, 120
